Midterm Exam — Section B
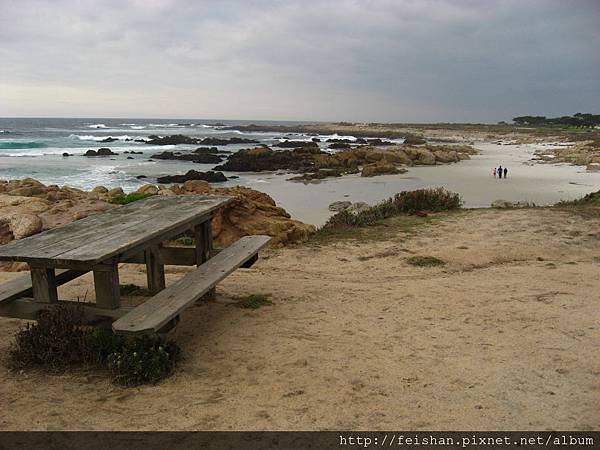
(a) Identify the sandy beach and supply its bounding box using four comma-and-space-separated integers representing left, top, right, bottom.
1, 205, 598, 430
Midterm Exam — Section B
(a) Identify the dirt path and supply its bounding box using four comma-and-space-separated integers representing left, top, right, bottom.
0, 208, 599, 430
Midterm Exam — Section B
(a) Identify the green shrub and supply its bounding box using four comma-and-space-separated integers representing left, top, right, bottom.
556, 190, 600, 206
235, 294, 273, 309
107, 335, 181, 387
109, 192, 154, 205
322, 188, 461, 230
406, 255, 446, 267
9, 305, 181, 387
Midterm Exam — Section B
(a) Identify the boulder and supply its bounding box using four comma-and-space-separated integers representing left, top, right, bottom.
92, 186, 109, 194
107, 187, 125, 197
157, 170, 227, 184
150, 151, 223, 164
84, 148, 116, 156
403, 134, 426, 145
136, 184, 159, 195
361, 163, 404, 177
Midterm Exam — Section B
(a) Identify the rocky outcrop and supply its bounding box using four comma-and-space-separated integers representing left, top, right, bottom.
215, 144, 477, 179
532, 141, 600, 170
150, 151, 223, 164
274, 141, 319, 148
145, 135, 259, 146
0, 178, 315, 269
403, 134, 427, 145
157, 170, 228, 184
198, 137, 259, 146
361, 163, 406, 177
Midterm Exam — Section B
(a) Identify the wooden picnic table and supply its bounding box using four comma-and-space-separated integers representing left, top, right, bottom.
0, 195, 253, 328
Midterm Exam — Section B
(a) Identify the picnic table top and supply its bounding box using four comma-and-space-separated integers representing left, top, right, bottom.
0, 195, 232, 267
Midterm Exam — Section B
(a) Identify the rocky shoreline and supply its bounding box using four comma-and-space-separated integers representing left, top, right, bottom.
0, 178, 316, 270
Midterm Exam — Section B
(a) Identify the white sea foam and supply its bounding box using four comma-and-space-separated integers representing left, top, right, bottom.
68, 134, 144, 142
87, 124, 107, 128
130, 126, 146, 129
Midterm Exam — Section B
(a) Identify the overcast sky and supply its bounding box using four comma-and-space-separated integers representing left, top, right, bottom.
1, 0, 599, 122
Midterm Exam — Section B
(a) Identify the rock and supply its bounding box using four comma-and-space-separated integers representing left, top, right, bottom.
329, 201, 352, 212
145, 135, 259, 146
5, 213, 43, 239
274, 141, 319, 148
346, 202, 370, 215
84, 148, 116, 156
198, 137, 259, 146
136, 175, 147, 179
182, 180, 211, 193
107, 187, 124, 197
586, 163, 600, 171
92, 186, 109, 194
328, 142, 352, 149
62, 152, 71, 157
367, 138, 395, 146
412, 148, 436, 165
136, 184, 159, 195
361, 163, 405, 177
150, 151, 223, 164
403, 134, 426, 145
157, 188, 177, 196
101, 137, 118, 143
157, 170, 228, 184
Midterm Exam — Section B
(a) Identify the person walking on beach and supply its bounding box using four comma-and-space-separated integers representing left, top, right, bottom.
493, 167, 496, 178
503, 167, 508, 178
497, 165, 503, 179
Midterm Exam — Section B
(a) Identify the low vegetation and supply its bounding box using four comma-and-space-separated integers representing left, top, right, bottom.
322, 188, 461, 231
235, 294, 273, 309
9, 305, 180, 386
109, 192, 154, 205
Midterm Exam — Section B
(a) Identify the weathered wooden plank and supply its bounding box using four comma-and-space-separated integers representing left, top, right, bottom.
93, 264, 120, 309
124, 246, 197, 266
0, 269, 87, 303
30, 267, 58, 303
112, 235, 271, 335
0, 297, 132, 323
194, 220, 213, 265
0, 196, 232, 266
145, 245, 166, 294
48, 203, 226, 266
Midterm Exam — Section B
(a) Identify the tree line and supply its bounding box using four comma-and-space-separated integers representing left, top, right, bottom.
512, 113, 600, 128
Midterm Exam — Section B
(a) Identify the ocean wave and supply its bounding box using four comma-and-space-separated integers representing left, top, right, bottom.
68, 134, 144, 142
87, 124, 107, 128
0, 141, 48, 149
130, 125, 146, 129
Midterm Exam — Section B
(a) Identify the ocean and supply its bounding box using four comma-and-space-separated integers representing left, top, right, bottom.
1, 118, 599, 225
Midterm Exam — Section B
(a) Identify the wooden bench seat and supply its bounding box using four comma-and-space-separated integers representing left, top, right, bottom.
112, 235, 271, 335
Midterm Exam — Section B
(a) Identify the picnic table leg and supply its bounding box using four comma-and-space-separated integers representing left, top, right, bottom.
194, 218, 215, 299
145, 244, 166, 294
30, 265, 58, 303
93, 264, 121, 309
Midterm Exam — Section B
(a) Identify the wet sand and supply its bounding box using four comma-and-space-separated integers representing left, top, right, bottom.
241, 142, 600, 225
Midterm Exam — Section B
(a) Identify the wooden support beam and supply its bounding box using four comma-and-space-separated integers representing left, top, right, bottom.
30, 266, 58, 303
194, 219, 215, 299
93, 264, 120, 309
123, 246, 198, 266
145, 245, 166, 294
0, 297, 132, 324
0, 269, 87, 303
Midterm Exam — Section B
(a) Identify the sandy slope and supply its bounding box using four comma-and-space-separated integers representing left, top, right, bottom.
0, 207, 599, 430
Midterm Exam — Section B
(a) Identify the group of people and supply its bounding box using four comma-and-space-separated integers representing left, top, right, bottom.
493, 165, 508, 179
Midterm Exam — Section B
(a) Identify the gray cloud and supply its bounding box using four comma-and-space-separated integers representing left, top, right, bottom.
1, 0, 599, 121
